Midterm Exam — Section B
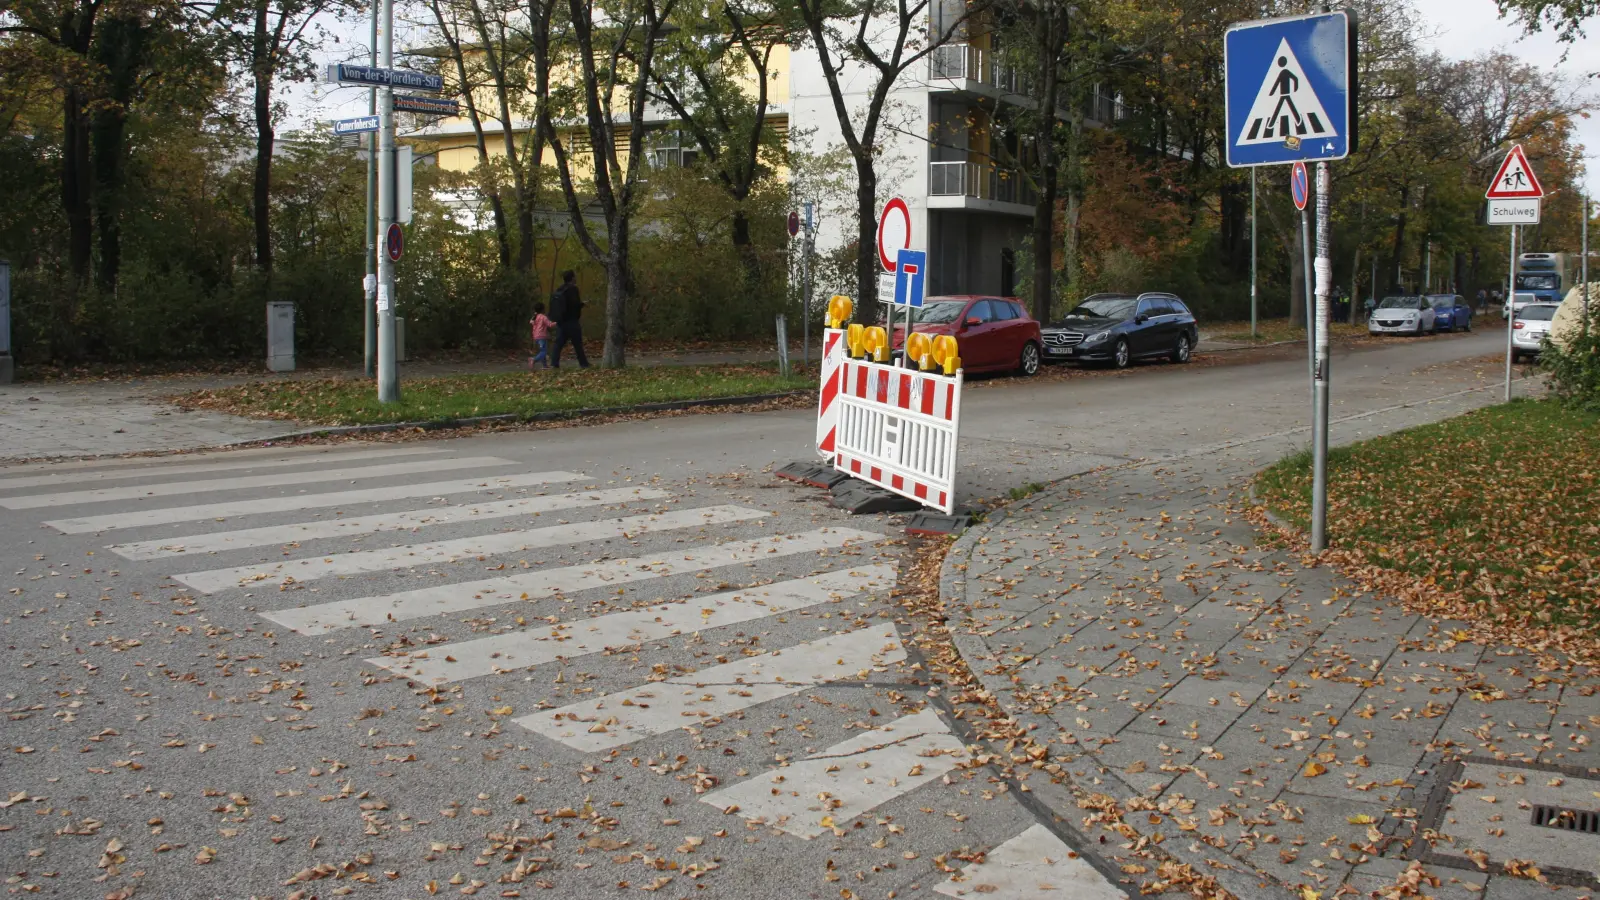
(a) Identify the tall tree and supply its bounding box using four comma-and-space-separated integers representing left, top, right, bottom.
792, 0, 976, 315
532, 0, 677, 366
196, 0, 356, 272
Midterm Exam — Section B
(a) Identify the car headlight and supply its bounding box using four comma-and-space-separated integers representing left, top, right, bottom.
1083, 331, 1110, 344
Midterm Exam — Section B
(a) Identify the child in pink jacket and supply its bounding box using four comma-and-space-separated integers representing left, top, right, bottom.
529, 303, 554, 370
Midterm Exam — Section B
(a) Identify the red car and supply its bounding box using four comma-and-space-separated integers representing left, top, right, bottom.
890, 295, 1042, 376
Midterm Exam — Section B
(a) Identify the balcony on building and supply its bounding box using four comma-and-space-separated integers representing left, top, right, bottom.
927, 160, 1036, 212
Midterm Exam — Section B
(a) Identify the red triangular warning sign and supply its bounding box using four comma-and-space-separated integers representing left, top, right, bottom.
1485, 145, 1544, 199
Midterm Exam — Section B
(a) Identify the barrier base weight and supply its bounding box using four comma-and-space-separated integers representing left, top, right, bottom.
904, 512, 973, 536
775, 461, 851, 490
831, 480, 923, 515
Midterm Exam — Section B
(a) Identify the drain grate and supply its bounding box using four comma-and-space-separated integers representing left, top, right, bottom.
1531, 805, 1600, 835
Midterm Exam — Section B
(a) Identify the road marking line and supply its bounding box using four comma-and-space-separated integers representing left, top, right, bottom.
44, 472, 587, 533
934, 824, 1122, 899
515, 623, 905, 752
3, 456, 517, 510
0, 442, 388, 476
175, 504, 771, 593
108, 486, 667, 560
0, 447, 447, 491
369, 564, 895, 685
263, 527, 883, 635
700, 708, 965, 838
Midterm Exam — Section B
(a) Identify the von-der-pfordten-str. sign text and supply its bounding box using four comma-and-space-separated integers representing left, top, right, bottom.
324, 63, 444, 93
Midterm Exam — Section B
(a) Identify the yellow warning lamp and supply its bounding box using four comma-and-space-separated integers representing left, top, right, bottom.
863, 326, 889, 362
826, 295, 854, 329
846, 323, 866, 358
931, 335, 960, 375
906, 332, 933, 370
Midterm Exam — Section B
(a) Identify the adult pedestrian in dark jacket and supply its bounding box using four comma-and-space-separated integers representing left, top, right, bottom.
548, 270, 590, 369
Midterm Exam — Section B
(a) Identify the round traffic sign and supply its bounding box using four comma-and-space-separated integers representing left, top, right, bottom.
386, 223, 404, 261
787, 210, 800, 238
1290, 161, 1310, 211
876, 197, 911, 272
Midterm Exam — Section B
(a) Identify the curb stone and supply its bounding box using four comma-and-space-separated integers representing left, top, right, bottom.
214, 390, 814, 448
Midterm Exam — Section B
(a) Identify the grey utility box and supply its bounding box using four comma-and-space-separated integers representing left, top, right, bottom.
267, 301, 295, 372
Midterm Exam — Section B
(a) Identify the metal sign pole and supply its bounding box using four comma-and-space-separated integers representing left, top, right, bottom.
1505, 225, 1517, 402
363, 1, 378, 379
1301, 206, 1314, 413
1251, 168, 1258, 339
375, 0, 399, 403
1310, 162, 1332, 553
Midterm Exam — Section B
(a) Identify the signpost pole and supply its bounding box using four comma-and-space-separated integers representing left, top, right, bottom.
1251, 168, 1258, 339
363, 3, 378, 379
1505, 225, 1517, 402
1301, 205, 1314, 413
375, 0, 399, 403
1310, 162, 1332, 553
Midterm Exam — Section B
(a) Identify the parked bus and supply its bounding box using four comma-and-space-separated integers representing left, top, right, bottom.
1516, 252, 1571, 305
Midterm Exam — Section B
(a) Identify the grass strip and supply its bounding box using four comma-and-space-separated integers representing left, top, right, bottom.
178, 364, 813, 426
1254, 399, 1600, 628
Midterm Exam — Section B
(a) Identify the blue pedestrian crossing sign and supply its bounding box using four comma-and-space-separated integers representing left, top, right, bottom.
1225, 11, 1356, 168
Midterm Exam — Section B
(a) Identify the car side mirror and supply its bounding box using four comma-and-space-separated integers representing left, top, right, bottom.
964, 317, 981, 327
1134, 314, 1147, 325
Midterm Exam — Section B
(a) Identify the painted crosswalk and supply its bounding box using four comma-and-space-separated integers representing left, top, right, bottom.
107, 485, 667, 560
369, 564, 894, 685
46, 471, 587, 533
174, 504, 772, 593
0, 446, 446, 491
3, 455, 517, 509
701, 708, 967, 838
263, 526, 881, 635
515, 623, 906, 752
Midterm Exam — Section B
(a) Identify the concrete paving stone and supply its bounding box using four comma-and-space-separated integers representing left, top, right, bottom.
1085, 737, 1202, 796
1481, 875, 1586, 899
1160, 675, 1268, 709
1345, 857, 1489, 900
1231, 793, 1381, 892
1122, 699, 1244, 745
1283, 750, 1419, 805
1053, 697, 1144, 737
1437, 697, 1559, 762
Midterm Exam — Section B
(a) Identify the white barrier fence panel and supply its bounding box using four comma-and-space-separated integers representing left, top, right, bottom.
830, 357, 962, 513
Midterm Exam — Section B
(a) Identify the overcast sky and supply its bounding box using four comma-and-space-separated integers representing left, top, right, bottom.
288, 0, 1598, 198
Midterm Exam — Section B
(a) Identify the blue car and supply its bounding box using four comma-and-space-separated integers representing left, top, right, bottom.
1427, 294, 1472, 333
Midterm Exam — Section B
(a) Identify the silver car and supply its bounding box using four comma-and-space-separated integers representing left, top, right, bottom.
1511, 302, 1558, 362
1368, 295, 1436, 335
1502, 292, 1538, 319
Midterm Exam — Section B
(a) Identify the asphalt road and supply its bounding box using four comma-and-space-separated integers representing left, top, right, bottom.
0, 329, 1521, 900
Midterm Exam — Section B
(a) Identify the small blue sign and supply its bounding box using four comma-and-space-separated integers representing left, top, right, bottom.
394, 94, 459, 115
1224, 11, 1356, 168
333, 115, 381, 135
893, 249, 926, 308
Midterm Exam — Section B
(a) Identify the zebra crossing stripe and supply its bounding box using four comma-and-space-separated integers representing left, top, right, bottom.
44, 472, 588, 534
2, 456, 517, 510
0, 442, 385, 477
368, 564, 895, 685
174, 504, 772, 594
934, 824, 1121, 899
700, 708, 965, 838
108, 486, 667, 561
262, 527, 883, 635
0, 446, 447, 491
514, 623, 905, 752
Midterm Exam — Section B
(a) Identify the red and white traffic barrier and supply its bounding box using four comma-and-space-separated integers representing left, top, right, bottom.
816, 327, 844, 458
831, 356, 963, 514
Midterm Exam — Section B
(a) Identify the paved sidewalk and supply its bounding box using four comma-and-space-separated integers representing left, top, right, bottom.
0, 380, 296, 461
942, 406, 1596, 898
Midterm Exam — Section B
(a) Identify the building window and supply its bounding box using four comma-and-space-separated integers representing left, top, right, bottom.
651, 130, 700, 168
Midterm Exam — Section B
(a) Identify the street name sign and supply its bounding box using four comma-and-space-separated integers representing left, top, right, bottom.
324, 63, 444, 93
333, 115, 381, 135
394, 94, 460, 116
1224, 11, 1357, 167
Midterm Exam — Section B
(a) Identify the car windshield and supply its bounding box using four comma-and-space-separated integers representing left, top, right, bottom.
1428, 296, 1456, 309
909, 300, 968, 325
1377, 296, 1419, 309
1514, 293, 1537, 303
1516, 274, 1558, 291
1519, 305, 1557, 321
1062, 296, 1136, 321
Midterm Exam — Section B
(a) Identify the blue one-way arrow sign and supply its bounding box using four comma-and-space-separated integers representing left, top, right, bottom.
333, 115, 381, 135
1224, 11, 1357, 167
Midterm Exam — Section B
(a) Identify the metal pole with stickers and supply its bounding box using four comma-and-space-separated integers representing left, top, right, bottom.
1224, 10, 1357, 552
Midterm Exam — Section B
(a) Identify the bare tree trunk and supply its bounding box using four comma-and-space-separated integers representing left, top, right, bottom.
1028, 3, 1063, 323
63, 87, 93, 287
251, 0, 275, 271
1348, 245, 1362, 325
854, 167, 878, 322
604, 221, 629, 368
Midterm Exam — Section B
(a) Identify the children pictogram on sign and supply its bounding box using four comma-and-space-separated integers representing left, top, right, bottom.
1238, 39, 1336, 145
1484, 144, 1544, 199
